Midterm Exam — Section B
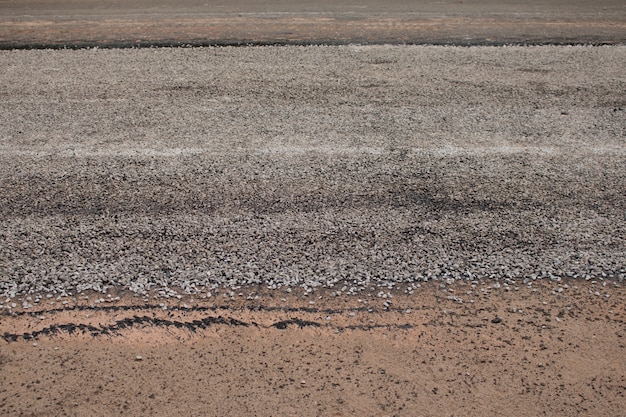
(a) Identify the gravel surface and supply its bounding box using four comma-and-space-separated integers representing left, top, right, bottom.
1, 45, 625, 302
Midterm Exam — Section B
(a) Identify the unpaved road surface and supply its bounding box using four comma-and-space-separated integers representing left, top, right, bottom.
1, 0, 625, 47
1, 45, 625, 416
1, 45, 625, 300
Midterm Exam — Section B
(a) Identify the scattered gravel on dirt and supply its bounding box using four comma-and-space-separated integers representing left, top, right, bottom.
1, 280, 624, 417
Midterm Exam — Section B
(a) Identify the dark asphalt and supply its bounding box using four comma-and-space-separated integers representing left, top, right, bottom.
1, 0, 625, 47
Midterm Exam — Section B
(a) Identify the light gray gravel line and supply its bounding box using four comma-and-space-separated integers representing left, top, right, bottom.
1, 45, 625, 301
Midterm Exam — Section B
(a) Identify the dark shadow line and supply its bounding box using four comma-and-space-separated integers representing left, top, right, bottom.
1, 303, 408, 317
0, 39, 622, 51
2, 312, 425, 341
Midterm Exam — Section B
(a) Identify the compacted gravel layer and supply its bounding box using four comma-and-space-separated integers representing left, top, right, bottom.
0, 46, 625, 303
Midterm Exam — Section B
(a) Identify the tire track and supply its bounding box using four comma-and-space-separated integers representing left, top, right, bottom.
2, 303, 412, 317
2, 313, 420, 342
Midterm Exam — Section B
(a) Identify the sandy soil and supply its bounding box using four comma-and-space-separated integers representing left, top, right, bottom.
1, 280, 625, 416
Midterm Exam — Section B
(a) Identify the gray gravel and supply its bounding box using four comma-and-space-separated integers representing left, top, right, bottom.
1, 45, 625, 300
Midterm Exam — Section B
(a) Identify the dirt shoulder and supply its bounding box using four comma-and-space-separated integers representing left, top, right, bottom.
1, 280, 624, 416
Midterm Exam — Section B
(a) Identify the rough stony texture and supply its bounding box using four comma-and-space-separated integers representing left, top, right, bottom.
1, 45, 625, 302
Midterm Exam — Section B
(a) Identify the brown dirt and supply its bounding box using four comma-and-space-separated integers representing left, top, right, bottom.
1, 280, 624, 417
